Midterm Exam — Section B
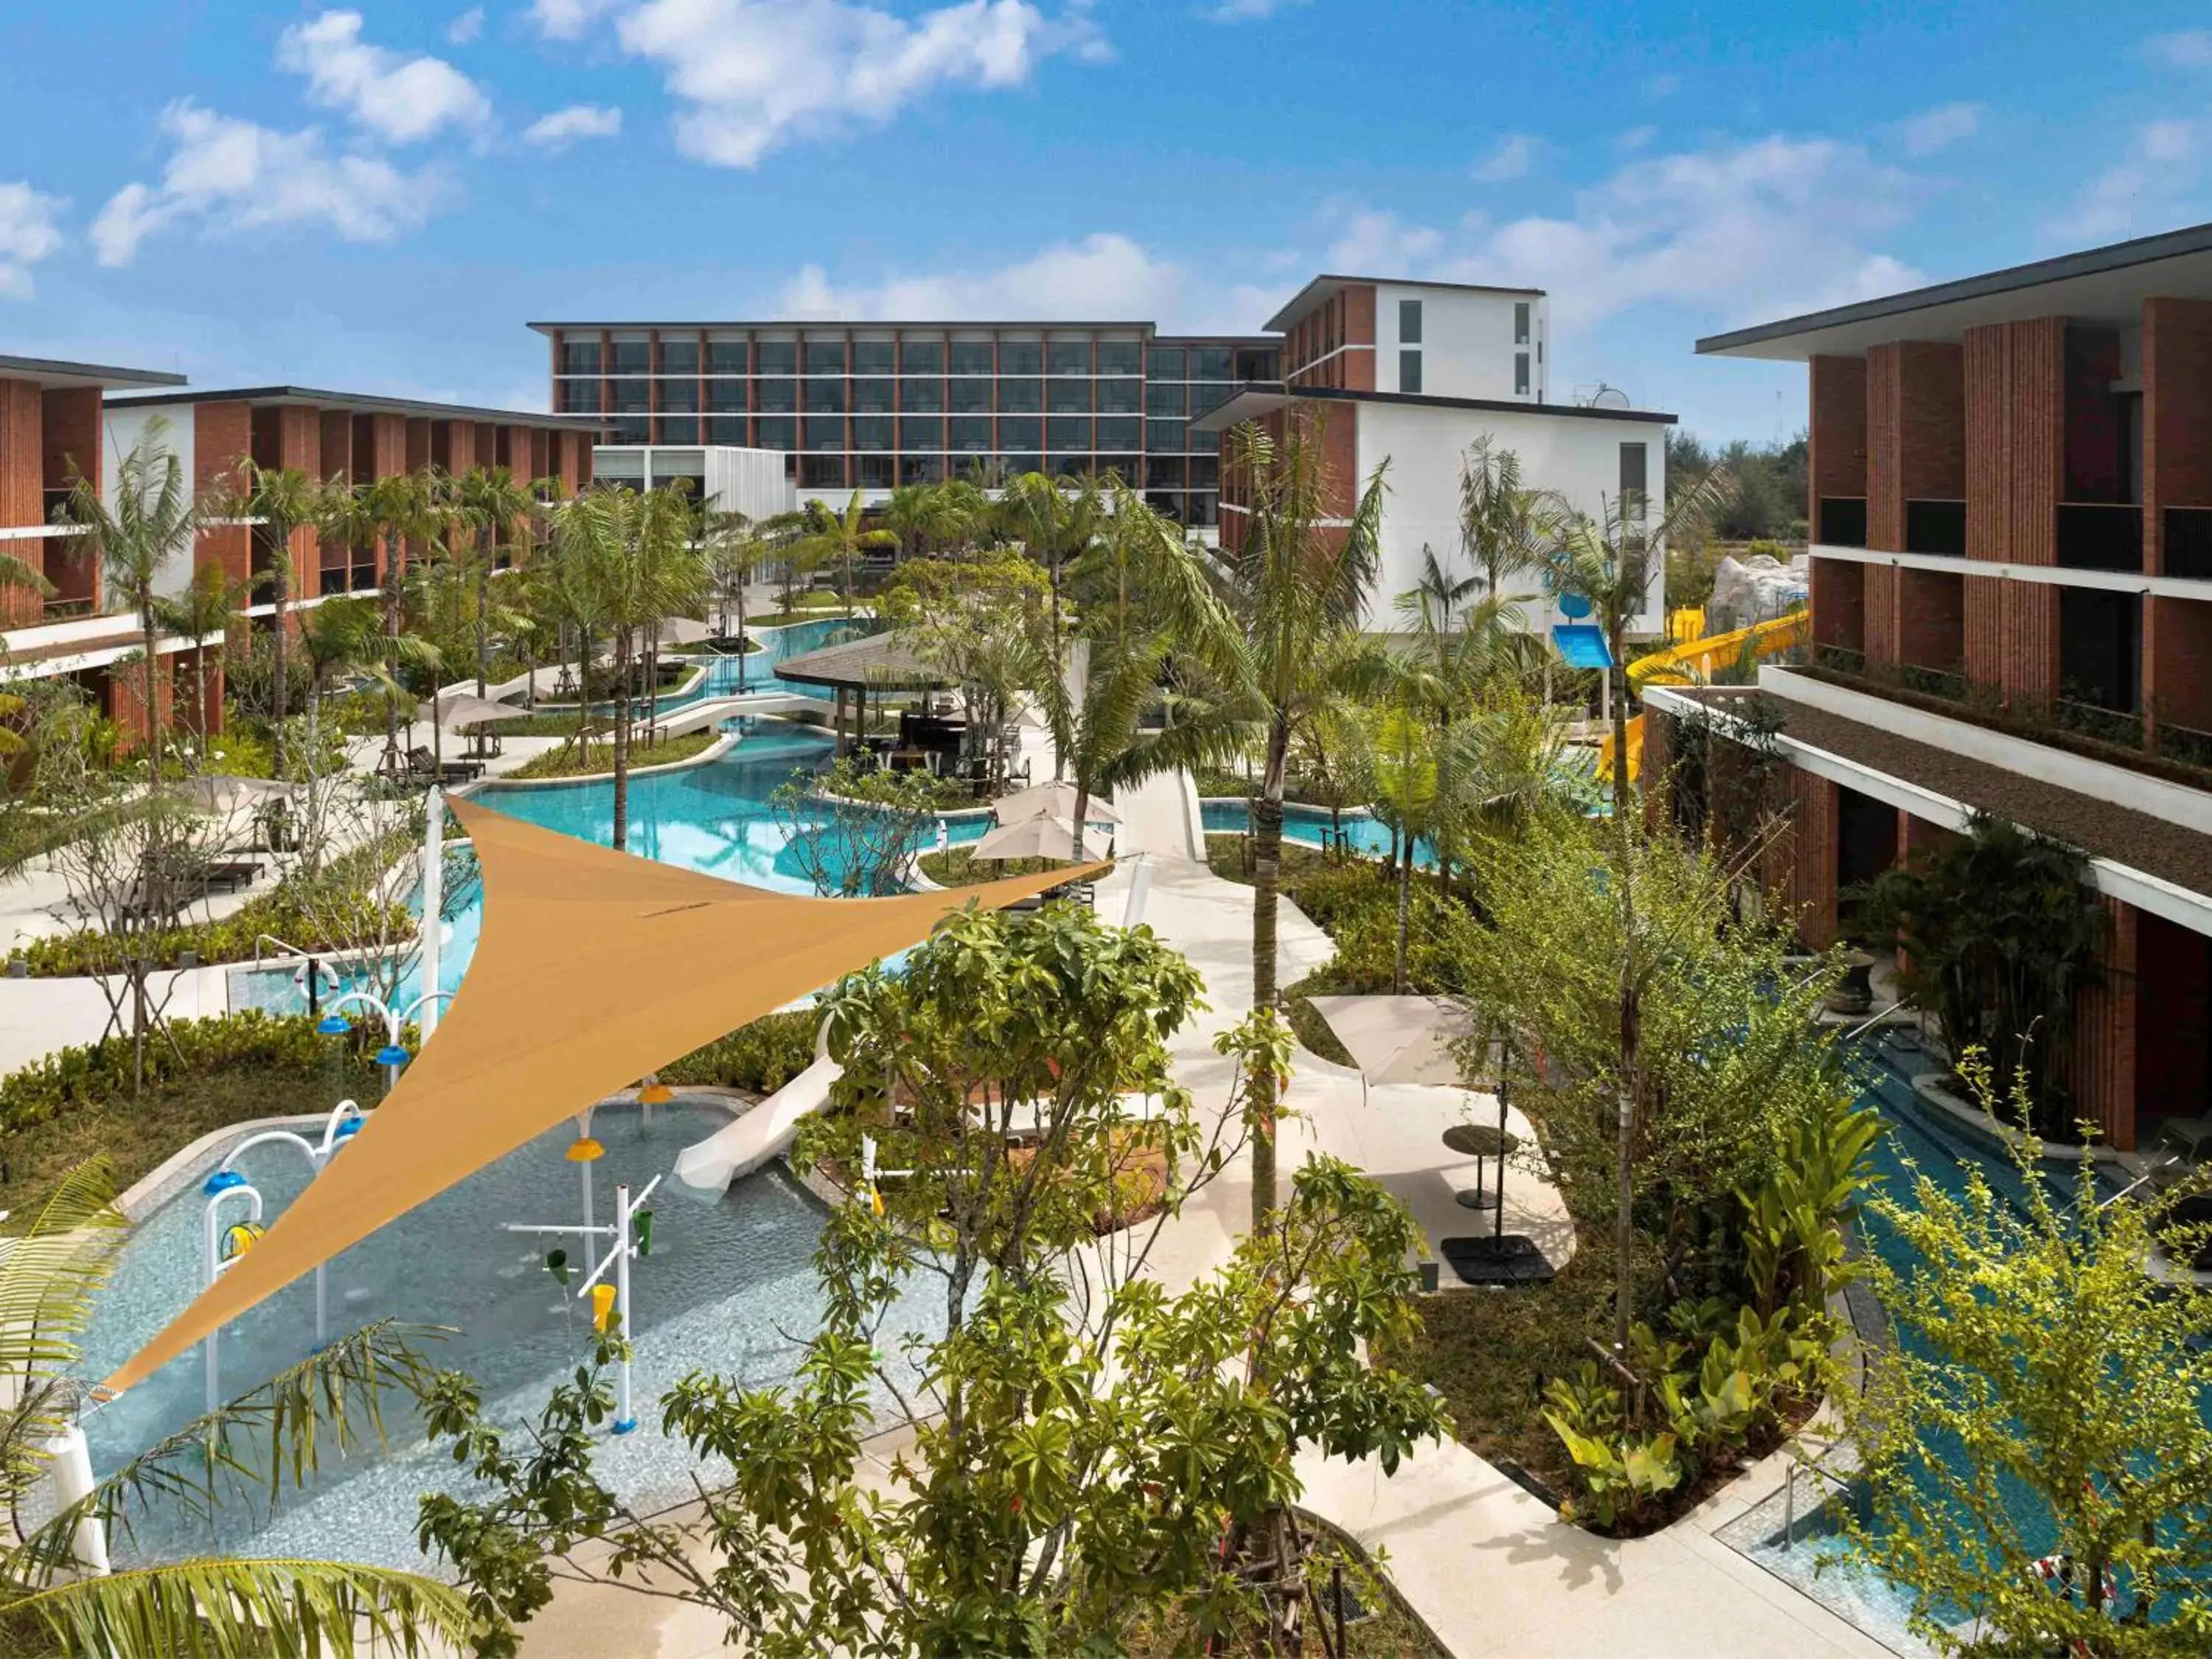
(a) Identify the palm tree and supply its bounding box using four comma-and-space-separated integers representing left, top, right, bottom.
367, 471, 438, 773
149, 561, 251, 767
1539, 466, 1734, 1361
223, 462, 326, 778
0, 545, 55, 625
0, 1161, 468, 1655
1366, 700, 1439, 994
1458, 436, 1559, 601
791, 490, 897, 619
995, 472, 1104, 772
456, 465, 541, 697
1217, 417, 1387, 1226
701, 507, 763, 689
55, 423, 213, 764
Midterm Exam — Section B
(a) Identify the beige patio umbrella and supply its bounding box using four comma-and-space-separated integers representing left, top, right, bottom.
432, 690, 535, 730
970, 813, 1112, 862
993, 780, 1123, 825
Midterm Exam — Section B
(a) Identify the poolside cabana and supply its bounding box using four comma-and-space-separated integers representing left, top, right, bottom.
773, 630, 952, 756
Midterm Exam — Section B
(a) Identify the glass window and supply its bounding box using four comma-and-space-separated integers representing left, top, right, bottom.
998, 417, 1042, 451
804, 416, 845, 451
757, 378, 797, 414
1047, 378, 1091, 414
610, 340, 650, 375
900, 454, 945, 484
853, 417, 894, 452
1186, 493, 1218, 527
1186, 425, 1220, 456
708, 380, 748, 413
950, 379, 991, 414
852, 378, 894, 414
1145, 417, 1184, 452
612, 415, 650, 444
1048, 341, 1091, 376
656, 416, 699, 444
804, 378, 847, 414
1620, 442, 1648, 515
755, 416, 796, 451
800, 455, 846, 489
900, 417, 946, 451
949, 417, 993, 453
999, 453, 1042, 479
803, 339, 846, 374
1147, 382, 1186, 417
755, 339, 797, 375
949, 340, 995, 375
998, 378, 1043, 414
1236, 347, 1278, 380
1399, 299, 1422, 345
1189, 382, 1232, 417
1147, 346, 1186, 378
658, 379, 698, 412
707, 339, 747, 374
559, 339, 600, 375
1048, 417, 1091, 451
1052, 451, 1091, 481
557, 380, 602, 414
900, 378, 945, 413
1096, 378, 1140, 414
852, 341, 894, 375
1514, 352, 1530, 395
999, 340, 1043, 375
901, 339, 945, 375
1096, 417, 1140, 451
1098, 341, 1141, 376
1514, 302, 1531, 345
1093, 454, 1138, 485
1145, 456, 1184, 490
858, 453, 895, 487
660, 338, 700, 375
610, 379, 649, 413
1399, 351, 1422, 395
706, 415, 744, 445
1145, 490, 1183, 521
1193, 347, 1232, 380
1189, 456, 1220, 490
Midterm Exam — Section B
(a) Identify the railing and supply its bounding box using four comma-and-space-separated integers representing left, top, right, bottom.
2056, 501, 2143, 573
1813, 641, 1865, 675
1899, 663, 1966, 701
39, 596, 97, 621
1903, 498, 1966, 557
2160, 718, 2212, 771
2057, 696, 2143, 749
2165, 505, 2212, 580
1816, 496, 1866, 548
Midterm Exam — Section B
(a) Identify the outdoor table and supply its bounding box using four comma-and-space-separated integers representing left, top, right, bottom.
1443, 1121, 1520, 1208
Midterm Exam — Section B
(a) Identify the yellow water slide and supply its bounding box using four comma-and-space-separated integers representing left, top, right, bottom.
1626, 608, 1809, 690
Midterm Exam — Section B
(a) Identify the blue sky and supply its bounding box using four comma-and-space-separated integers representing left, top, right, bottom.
6, 0, 2212, 442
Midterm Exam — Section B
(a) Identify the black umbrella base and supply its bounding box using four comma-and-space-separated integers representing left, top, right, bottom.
1439, 1233, 1556, 1286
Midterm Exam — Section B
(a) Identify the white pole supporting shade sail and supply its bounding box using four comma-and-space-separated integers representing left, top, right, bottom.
102, 798, 1105, 1397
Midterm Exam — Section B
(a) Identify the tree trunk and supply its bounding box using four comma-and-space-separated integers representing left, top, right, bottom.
1394, 855, 1411, 995
476, 563, 490, 697
735, 581, 748, 692
613, 630, 633, 851
1608, 640, 1641, 1363
383, 544, 403, 770
271, 537, 291, 777
1249, 714, 1291, 1228
576, 625, 593, 765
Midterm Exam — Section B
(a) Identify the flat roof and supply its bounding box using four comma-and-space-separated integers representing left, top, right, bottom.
773, 627, 948, 692
529, 321, 1281, 345
1190, 382, 1676, 434
1697, 219, 2212, 361
1262, 274, 1545, 333
0, 353, 187, 392
105, 385, 599, 426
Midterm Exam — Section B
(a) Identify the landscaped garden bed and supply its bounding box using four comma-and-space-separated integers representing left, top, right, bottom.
504, 728, 722, 780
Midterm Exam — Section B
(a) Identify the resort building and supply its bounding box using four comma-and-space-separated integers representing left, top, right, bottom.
1649, 220, 2212, 1150
3, 376, 591, 742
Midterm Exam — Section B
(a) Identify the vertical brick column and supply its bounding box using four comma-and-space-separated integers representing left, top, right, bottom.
272, 405, 321, 600
1766, 766, 1839, 950
0, 378, 46, 623
1340, 285, 1377, 392
1808, 354, 1867, 544
1964, 318, 2063, 703
104, 653, 174, 752
194, 400, 253, 590
1863, 342, 1964, 668
46, 387, 109, 613
2142, 297, 2212, 742
2066, 897, 2139, 1150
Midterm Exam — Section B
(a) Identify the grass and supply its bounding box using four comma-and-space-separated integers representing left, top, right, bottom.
918, 849, 1074, 888
504, 728, 721, 781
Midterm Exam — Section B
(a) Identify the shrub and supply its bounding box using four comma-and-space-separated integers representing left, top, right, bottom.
662, 1009, 821, 1095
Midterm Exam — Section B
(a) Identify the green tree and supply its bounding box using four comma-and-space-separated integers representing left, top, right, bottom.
150, 560, 251, 761
456, 465, 541, 696
700, 505, 760, 649
1458, 437, 1558, 601
1843, 1057, 2212, 1655
1366, 702, 1439, 993
223, 460, 327, 776
995, 471, 1105, 762
790, 489, 896, 618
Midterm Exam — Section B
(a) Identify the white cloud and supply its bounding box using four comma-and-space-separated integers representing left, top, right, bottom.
1893, 101, 1981, 157
1643, 72, 1679, 102
1471, 133, 1538, 184
277, 10, 492, 145
0, 181, 66, 300
524, 103, 625, 149
1203, 0, 1303, 20
2046, 118, 2202, 245
448, 6, 485, 43
546, 0, 1107, 167
1615, 125, 1658, 153
88, 100, 442, 268
2146, 29, 2212, 69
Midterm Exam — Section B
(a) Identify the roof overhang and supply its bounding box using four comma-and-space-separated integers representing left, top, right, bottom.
1191, 383, 1678, 434
1697, 220, 2212, 361
1262, 273, 1546, 334
0, 353, 186, 392
104, 385, 600, 428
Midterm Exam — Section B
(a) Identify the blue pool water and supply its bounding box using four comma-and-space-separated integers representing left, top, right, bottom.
652, 614, 863, 711
75, 1102, 936, 1570
1199, 799, 1438, 866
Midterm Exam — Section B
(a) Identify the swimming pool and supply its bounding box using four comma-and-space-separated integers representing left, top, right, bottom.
589, 614, 863, 714
74, 1102, 933, 1570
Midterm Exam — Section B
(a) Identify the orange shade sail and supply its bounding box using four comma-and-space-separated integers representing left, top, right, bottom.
105, 796, 1104, 1396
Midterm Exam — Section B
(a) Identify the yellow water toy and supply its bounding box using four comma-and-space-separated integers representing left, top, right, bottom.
591, 1282, 618, 1333
566, 1136, 605, 1163
220, 1221, 265, 1262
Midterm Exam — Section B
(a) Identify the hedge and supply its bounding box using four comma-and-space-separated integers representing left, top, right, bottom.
661, 1009, 821, 1096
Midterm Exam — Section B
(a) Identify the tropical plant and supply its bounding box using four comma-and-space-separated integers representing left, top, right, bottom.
700, 505, 759, 647
1366, 702, 1439, 992
456, 465, 541, 695
788, 489, 896, 618
995, 470, 1105, 757
223, 459, 327, 776
1458, 437, 1558, 601
767, 753, 936, 897
149, 560, 251, 759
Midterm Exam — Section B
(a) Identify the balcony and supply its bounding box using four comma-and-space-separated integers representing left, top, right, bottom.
1817, 496, 1866, 548
1904, 499, 1966, 557
2056, 501, 2143, 573
2166, 506, 2212, 581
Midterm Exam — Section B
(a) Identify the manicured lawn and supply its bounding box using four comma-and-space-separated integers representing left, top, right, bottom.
505, 728, 721, 780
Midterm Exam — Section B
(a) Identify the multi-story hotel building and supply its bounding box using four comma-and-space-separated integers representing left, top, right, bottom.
530, 319, 1279, 532
2, 374, 591, 741
1648, 222, 2212, 1150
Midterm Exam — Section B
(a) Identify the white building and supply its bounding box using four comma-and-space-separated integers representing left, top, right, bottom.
587, 444, 796, 524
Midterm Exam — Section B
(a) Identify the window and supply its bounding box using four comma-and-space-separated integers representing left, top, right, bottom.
800, 455, 846, 489
1399, 299, 1422, 344
1190, 383, 1232, 417
1193, 347, 1232, 380
901, 339, 945, 375
804, 378, 847, 414
1048, 341, 1092, 375
1146, 417, 1185, 453
656, 417, 699, 445
755, 340, 798, 375
1048, 417, 1091, 451
1514, 302, 1531, 345
1053, 451, 1091, 481
803, 339, 846, 374
998, 378, 1043, 414
999, 453, 1042, 479
1235, 347, 1278, 380
708, 380, 747, 413
852, 341, 895, 375
1094, 455, 1140, 485
900, 378, 945, 414
612, 415, 650, 444
557, 380, 602, 414
1399, 351, 1422, 395
949, 340, 995, 375
609, 340, 650, 375
659, 338, 699, 375
707, 415, 743, 444
1097, 341, 1141, 376
853, 417, 894, 452
852, 378, 895, 414
658, 379, 698, 412
998, 417, 1042, 451
1097, 378, 1140, 414
1619, 442, 1649, 518
900, 454, 945, 484
610, 379, 649, 413
900, 417, 946, 451
1147, 347, 1185, 378
707, 339, 747, 374
1000, 340, 1043, 375
1147, 490, 1184, 521
1186, 425, 1220, 455
948, 417, 992, 452
755, 416, 796, 451
559, 339, 600, 375
1189, 456, 1220, 490
1186, 494, 1219, 528
1047, 378, 1091, 414
1514, 352, 1530, 396
1145, 456, 1184, 490
1147, 382, 1186, 417
757, 378, 796, 414
858, 453, 895, 487
804, 416, 845, 451
949, 379, 991, 414
1096, 417, 1141, 451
